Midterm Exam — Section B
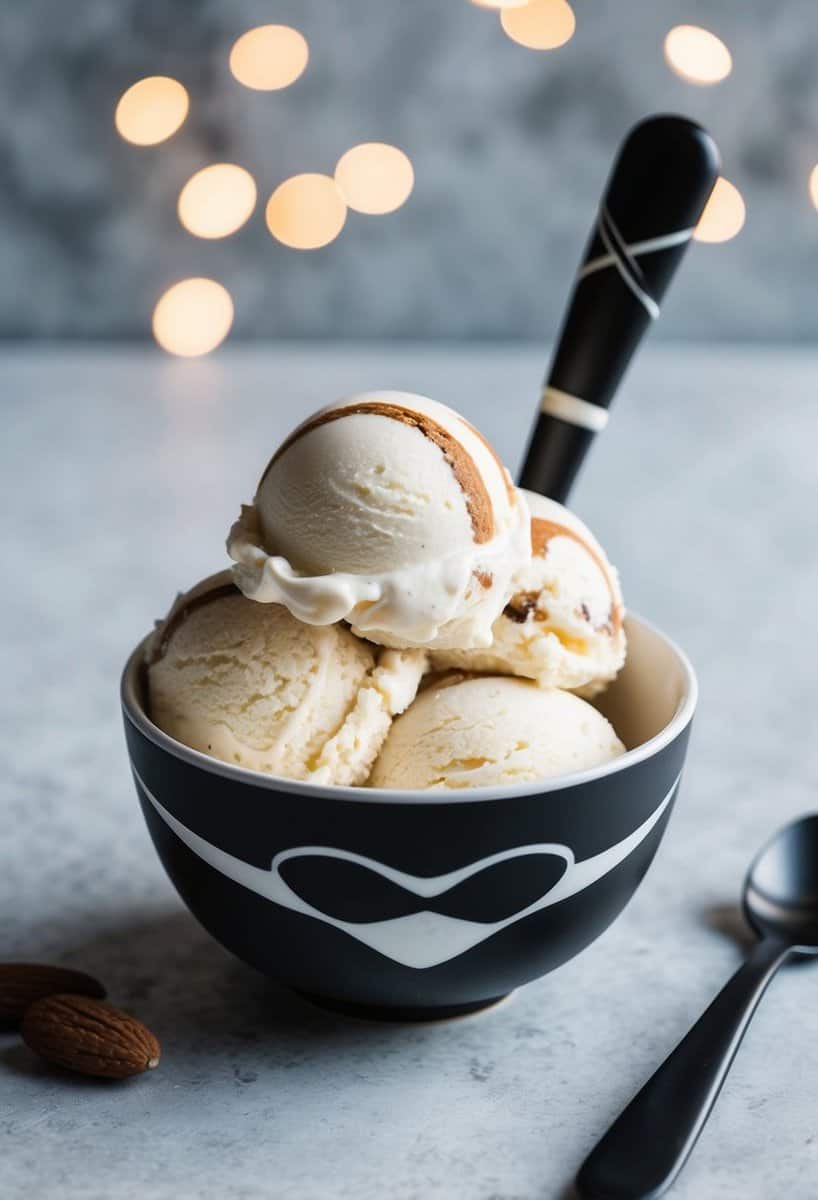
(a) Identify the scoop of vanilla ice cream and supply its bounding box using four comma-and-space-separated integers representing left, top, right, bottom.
430, 490, 625, 696
369, 674, 625, 790
147, 573, 425, 786
227, 391, 531, 651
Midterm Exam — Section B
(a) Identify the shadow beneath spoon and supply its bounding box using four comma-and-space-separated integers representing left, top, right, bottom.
704, 901, 817, 968
703, 902, 755, 952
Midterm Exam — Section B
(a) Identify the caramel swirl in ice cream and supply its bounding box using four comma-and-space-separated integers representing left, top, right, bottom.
503, 590, 540, 625
262, 401, 496, 544
148, 582, 240, 666
524, 517, 622, 635
462, 417, 517, 507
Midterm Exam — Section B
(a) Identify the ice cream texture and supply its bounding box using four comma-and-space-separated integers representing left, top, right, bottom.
430, 490, 625, 695
148, 392, 630, 792
227, 391, 532, 651
369, 674, 625, 791
147, 573, 425, 786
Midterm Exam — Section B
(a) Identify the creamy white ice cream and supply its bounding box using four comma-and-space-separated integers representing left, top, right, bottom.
147, 573, 425, 786
430, 490, 625, 696
369, 674, 625, 790
227, 391, 531, 651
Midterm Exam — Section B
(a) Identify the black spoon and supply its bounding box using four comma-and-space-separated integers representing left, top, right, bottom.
577, 814, 818, 1200
518, 114, 720, 503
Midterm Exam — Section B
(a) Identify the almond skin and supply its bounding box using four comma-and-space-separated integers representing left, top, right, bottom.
21, 994, 161, 1079
0, 963, 106, 1027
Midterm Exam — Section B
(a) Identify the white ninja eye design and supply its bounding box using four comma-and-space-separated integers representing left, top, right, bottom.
278, 852, 569, 924
133, 765, 680, 969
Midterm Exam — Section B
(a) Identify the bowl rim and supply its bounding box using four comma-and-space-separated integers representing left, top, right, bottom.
121, 610, 698, 806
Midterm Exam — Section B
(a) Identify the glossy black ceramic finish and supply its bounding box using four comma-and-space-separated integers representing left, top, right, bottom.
121, 615, 696, 1019
520, 115, 721, 503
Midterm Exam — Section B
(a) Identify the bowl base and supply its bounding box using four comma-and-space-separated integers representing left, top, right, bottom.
294, 989, 514, 1024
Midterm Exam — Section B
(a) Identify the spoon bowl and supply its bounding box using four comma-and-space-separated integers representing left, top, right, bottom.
578, 812, 818, 1199
744, 814, 818, 951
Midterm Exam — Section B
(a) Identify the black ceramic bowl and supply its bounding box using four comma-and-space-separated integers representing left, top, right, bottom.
122, 613, 696, 1020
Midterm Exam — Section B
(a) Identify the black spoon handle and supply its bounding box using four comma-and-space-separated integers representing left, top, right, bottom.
518, 114, 720, 503
576, 936, 791, 1200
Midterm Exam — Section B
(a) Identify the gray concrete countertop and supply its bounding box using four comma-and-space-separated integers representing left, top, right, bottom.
2, 343, 817, 1199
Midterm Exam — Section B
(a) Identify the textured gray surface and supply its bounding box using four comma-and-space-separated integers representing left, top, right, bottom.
3, 342, 818, 1199
3, 1, 818, 341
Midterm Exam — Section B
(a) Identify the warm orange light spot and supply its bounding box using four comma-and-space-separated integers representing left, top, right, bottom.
664, 25, 732, 86
229, 25, 309, 91
178, 164, 257, 239
809, 165, 818, 212
152, 279, 234, 357
694, 178, 745, 244
265, 174, 347, 250
114, 76, 189, 146
500, 0, 576, 50
334, 143, 414, 215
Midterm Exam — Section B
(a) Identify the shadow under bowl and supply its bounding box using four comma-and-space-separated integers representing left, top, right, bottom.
121, 613, 696, 1021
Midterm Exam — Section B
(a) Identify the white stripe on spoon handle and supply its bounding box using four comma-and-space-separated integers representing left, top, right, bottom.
518, 114, 721, 504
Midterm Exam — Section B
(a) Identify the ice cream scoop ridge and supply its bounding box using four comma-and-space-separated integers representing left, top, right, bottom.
147, 573, 426, 787
431, 489, 625, 694
227, 391, 532, 651
370, 674, 625, 790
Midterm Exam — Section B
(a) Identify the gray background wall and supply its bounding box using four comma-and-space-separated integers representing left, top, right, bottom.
2, 0, 817, 341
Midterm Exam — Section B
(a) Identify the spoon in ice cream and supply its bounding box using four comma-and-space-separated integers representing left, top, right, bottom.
519, 114, 721, 503
576, 813, 818, 1200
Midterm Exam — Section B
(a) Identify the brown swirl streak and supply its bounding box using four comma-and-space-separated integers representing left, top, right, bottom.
461, 417, 516, 507
529, 517, 623, 635
260, 402, 495, 543
148, 583, 241, 665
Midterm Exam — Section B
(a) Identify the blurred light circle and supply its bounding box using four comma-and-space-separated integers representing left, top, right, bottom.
152, 279, 234, 357
809, 165, 818, 211
178, 164, 257, 239
334, 143, 414, 215
266, 174, 347, 249
115, 76, 189, 146
694, 178, 745, 243
500, 0, 576, 50
664, 26, 732, 86
229, 25, 309, 90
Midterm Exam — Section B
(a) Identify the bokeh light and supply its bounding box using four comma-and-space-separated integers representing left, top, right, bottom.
694, 178, 745, 244
266, 174, 347, 249
152, 279, 234, 357
334, 143, 415, 215
500, 0, 576, 50
178, 164, 257, 239
809, 165, 818, 212
229, 25, 309, 90
114, 76, 189, 146
664, 26, 732, 86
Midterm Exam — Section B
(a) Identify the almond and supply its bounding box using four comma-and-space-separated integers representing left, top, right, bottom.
21, 994, 160, 1079
0, 963, 106, 1027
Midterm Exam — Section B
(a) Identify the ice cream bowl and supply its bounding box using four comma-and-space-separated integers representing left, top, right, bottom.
121, 612, 696, 1021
